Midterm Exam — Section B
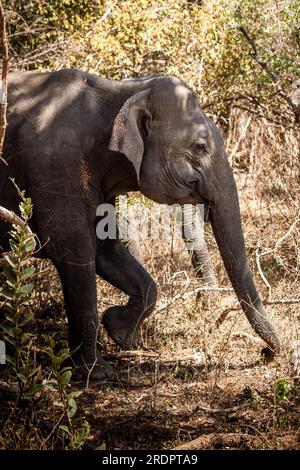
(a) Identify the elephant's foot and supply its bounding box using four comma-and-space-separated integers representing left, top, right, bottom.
102, 306, 142, 349
70, 355, 115, 382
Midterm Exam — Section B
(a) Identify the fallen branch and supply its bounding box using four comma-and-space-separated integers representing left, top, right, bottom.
105, 350, 204, 364
194, 401, 253, 414
265, 298, 300, 306
173, 432, 254, 450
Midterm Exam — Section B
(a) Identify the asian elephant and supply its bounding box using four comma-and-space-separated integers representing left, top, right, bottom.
0, 70, 280, 380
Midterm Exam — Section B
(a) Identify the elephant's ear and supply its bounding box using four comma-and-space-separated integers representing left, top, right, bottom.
109, 88, 151, 182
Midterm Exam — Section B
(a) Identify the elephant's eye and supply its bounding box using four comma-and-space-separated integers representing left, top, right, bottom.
193, 141, 206, 154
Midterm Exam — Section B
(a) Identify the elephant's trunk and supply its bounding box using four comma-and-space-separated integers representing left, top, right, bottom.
209, 166, 280, 353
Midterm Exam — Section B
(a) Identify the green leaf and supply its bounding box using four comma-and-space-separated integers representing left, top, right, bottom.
24, 237, 36, 253
9, 239, 18, 253
5, 354, 16, 366
31, 383, 44, 394
77, 421, 90, 443
53, 400, 64, 408
5, 279, 16, 289
48, 335, 55, 349
42, 349, 54, 360
1, 324, 14, 338
52, 356, 64, 366
27, 366, 40, 378
21, 266, 35, 280
19, 310, 34, 327
3, 254, 17, 268
16, 372, 27, 384
0, 287, 14, 301
67, 397, 77, 418
59, 425, 72, 436
59, 369, 72, 389
13, 326, 23, 337
68, 390, 82, 400
57, 348, 70, 359
51, 348, 70, 364
45, 381, 57, 391
17, 283, 34, 295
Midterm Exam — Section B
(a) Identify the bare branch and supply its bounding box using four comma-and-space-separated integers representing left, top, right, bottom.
256, 248, 272, 295
265, 298, 300, 306
0, 205, 31, 232
194, 401, 253, 414
107, 350, 204, 365
0, 205, 33, 267
237, 25, 297, 115
0, 0, 9, 164
173, 432, 256, 450
237, 25, 277, 81
156, 279, 191, 313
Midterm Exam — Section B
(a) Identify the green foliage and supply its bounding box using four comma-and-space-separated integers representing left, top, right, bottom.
0, 192, 37, 395
43, 336, 90, 450
275, 377, 290, 401
6, 0, 298, 125
0, 193, 89, 450
63, 0, 253, 118
4, 0, 102, 63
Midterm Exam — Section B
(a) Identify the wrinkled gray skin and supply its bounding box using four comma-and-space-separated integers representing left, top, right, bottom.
0, 70, 280, 380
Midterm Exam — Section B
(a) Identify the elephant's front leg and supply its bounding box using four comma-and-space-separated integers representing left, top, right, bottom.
55, 260, 114, 380
96, 238, 157, 349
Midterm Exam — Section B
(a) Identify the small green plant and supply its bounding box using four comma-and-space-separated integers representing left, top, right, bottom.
0, 191, 89, 450
0, 191, 37, 396
275, 378, 290, 401
44, 336, 90, 450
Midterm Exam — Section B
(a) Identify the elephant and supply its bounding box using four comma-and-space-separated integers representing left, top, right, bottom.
0, 70, 280, 380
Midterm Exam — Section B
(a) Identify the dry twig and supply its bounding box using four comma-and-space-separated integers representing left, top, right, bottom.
237, 25, 295, 113
106, 350, 204, 365
194, 401, 253, 414
173, 432, 255, 450
0, 0, 8, 163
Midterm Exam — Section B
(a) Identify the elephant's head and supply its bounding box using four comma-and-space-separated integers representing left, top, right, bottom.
109, 76, 280, 355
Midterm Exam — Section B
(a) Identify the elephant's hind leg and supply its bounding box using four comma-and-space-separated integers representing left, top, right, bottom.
96, 238, 157, 349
